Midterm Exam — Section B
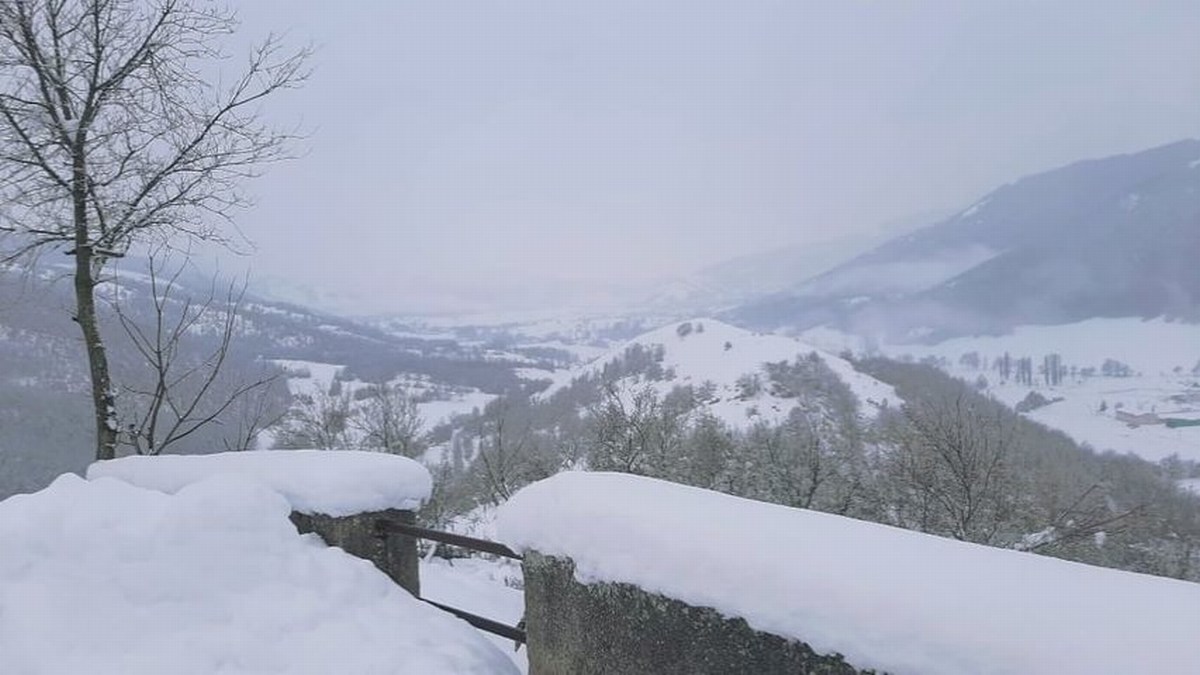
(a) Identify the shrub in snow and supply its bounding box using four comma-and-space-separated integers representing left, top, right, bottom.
1101, 358, 1133, 378
1014, 390, 1052, 413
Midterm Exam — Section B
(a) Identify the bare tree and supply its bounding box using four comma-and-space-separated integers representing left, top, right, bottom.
355, 381, 424, 457
220, 380, 287, 452
274, 386, 354, 451
472, 397, 532, 506
586, 381, 690, 476
0, 0, 309, 460
111, 254, 280, 455
880, 392, 1018, 543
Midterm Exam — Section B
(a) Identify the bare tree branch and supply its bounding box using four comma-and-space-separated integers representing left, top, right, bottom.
110, 252, 281, 455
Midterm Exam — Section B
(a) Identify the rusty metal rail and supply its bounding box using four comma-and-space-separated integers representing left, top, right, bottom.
421, 598, 526, 643
373, 518, 523, 560
374, 518, 526, 645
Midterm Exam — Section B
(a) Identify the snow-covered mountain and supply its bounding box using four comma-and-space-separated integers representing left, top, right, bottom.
730, 139, 1200, 340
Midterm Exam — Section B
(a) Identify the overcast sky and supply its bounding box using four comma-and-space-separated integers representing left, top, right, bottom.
219, 1, 1200, 315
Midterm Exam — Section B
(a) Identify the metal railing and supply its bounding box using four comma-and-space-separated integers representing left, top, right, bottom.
374, 519, 526, 645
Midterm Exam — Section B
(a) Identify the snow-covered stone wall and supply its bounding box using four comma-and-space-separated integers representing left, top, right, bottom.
89, 450, 432, 594
1, 472, 514, 673
498, 472, 1200, 675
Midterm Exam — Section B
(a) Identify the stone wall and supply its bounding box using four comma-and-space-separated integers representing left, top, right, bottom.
290, 509, 420, 596
521, 552, 872, 675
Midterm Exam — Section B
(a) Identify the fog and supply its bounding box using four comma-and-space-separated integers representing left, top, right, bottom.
220, 1, 1200, 315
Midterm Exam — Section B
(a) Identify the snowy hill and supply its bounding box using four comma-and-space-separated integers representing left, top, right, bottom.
544, 319, 896, 428
731, 139, 1200, 339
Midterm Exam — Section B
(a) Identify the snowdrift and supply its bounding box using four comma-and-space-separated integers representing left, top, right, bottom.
0, 460, 514, 674
87, 449, 432, 516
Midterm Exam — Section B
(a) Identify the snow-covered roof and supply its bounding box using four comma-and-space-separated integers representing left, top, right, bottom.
0, 473, 515, 674
497, 471, 1200, 675
87, 450, 432, 516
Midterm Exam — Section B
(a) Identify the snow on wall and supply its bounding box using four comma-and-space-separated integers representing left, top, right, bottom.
497, 472, 1200, 675
87, 450, 432, 517
0, 474, 516, 674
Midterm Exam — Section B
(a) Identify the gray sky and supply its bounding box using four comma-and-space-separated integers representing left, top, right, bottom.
221, 1, 1200, 315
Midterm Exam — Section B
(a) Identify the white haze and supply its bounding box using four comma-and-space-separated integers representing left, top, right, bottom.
213, 1, 1200, 315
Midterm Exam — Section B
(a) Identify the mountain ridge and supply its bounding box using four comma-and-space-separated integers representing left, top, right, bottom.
728, 139, 1200, 340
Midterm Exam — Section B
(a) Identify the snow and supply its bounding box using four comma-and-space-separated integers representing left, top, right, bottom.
498, 472, 1200, 675
805, 317, 1200, 378
990, 380, 1200, 462
421, 558, 527, 672
273, 358, 496, 435
544, 319, 896, 428
0, 473, 516, 674
418, 390, 497, 431
273, 359, 345, 399
87, 450, 432, 517
801, 318, 1200, 462
959, 196, 990, 218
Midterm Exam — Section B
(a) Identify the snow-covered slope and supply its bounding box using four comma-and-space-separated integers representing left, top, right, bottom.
499, 472, 1200, 675
546, 319, 896, 428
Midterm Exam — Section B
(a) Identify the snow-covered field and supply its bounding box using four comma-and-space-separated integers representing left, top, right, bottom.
417, 391, 497, 431
544, 318, 897, 428
273, 358, 346, 399
0, 463, 516, 674
499, 472, 1200, 675
802, 318, 1200, 462
273, 358, 497, 434
987, 377, 1200, 462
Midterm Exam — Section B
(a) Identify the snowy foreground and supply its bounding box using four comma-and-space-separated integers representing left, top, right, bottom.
498, 472, 1200, 675
0, 453, 516, 674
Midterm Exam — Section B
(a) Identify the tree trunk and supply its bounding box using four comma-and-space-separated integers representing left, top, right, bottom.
76, 257, 118, 461
72, 145, 118, 461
